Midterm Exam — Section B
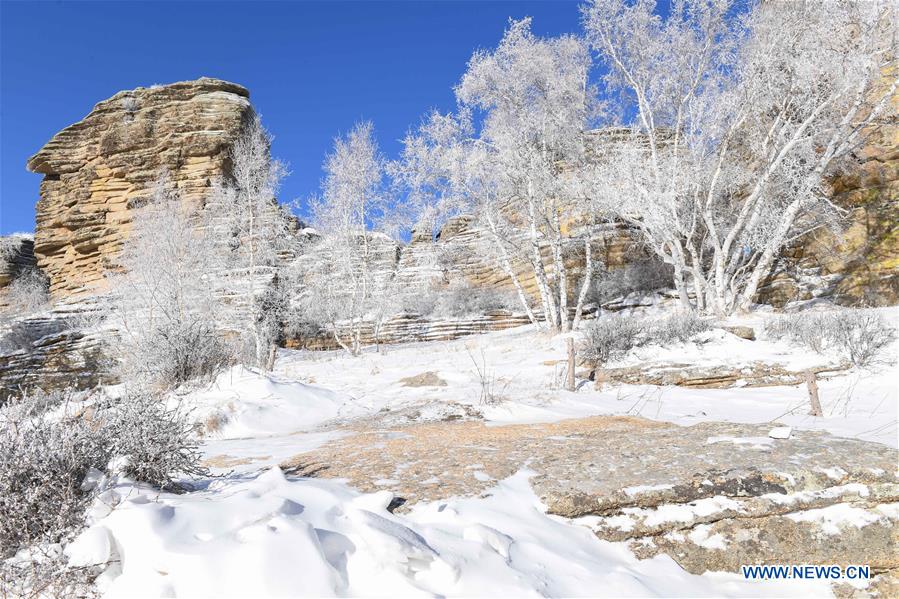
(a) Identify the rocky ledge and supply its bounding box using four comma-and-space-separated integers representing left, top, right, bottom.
276, 416, 898, 596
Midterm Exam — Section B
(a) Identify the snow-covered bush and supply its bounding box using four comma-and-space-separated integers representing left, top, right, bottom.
98, 389, 206, 489
435, 286, 518, 318
400, 285, 519, 319
646, 312, 712, 346
399, 290, 440, 317
0, 396, 107, 556
0, 389, 207, 560
121, 95, 139, 115
116, 318, 232, 388
580, 314, 642, 366
582, 311, 712, 366
0, 546, 98, 599
588, 259, 672, 304
764, 309, 896, 367
764, 313, 827, 353
2, 266, 49, 314
830, 311, 896, 367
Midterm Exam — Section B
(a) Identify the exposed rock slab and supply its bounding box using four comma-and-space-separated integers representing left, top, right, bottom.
600, 361, 849, 389
0, 297, 112, 401
281, 415, 897, 593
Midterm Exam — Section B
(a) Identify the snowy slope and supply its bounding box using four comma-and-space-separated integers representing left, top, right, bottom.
68, 469, 831, 598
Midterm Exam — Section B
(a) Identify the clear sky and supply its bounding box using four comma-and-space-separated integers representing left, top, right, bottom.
0, 0, 602, 235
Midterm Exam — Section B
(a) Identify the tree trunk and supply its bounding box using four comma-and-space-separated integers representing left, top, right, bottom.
486, 219, 539, 326
572, 236, 594, 330
552, 234, 570, 332
265, 344, 277, 371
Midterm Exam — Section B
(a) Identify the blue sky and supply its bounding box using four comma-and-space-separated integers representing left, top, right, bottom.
0, 0, 596, 235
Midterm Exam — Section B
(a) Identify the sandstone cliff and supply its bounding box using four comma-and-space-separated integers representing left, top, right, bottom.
2, 78, 253, 400
27, 77, 252, 299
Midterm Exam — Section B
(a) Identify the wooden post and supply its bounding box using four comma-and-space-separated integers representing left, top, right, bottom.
805, 370, 823, 417
566, 338, 576, 391
594, 367, 606, 391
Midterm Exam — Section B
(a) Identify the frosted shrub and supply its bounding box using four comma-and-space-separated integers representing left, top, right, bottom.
116, 319, 232, 388
0, 389, 207, 560
0, 545, 99, 598
2, 267, 49, 315
764, 309, 896, 367
436, 286, 518, 318
399, 291, 439, 317
99, 389, 206, 489
588, 259, 672, 304
580, 315, 642, 366
400, 285, 518, 319
0, 399, 105, 556
646, 312, 712, 346
831, 311, 896, 367
121, 95, 139, 115
764, 313, 827, 353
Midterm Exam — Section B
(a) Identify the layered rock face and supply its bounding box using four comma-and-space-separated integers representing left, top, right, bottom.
396, 216, 637, 297
27, 78, 252, 299
1, 79, 253, 399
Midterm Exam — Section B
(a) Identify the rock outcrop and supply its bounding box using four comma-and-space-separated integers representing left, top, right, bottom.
0, 299, 110, 401
4, 73, 897, 399
1, 78, 253, 400
281, 415, 899, 595
27, 77, 252, 299
286, 310, 541, 351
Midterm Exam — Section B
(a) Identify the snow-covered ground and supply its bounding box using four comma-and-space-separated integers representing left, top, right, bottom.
261, 310, 897, 447
65, 308, 898, 597
68, 468, 831, 598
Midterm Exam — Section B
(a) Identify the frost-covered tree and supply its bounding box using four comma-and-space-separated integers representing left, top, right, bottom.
582, 0, 897, 314
1, 267, 48, 318
108, 176, 228, 387
206, 114, 291, 368
0, 235, 49, 325
300, 121, 396, 355
392, 109, 539, 325
395, 19, 599, 332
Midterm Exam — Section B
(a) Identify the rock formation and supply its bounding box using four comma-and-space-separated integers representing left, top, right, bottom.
27, 78, 252, 299
1, 78, 253, 399
3, 74, 897, 398
282, 415, 899, 594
